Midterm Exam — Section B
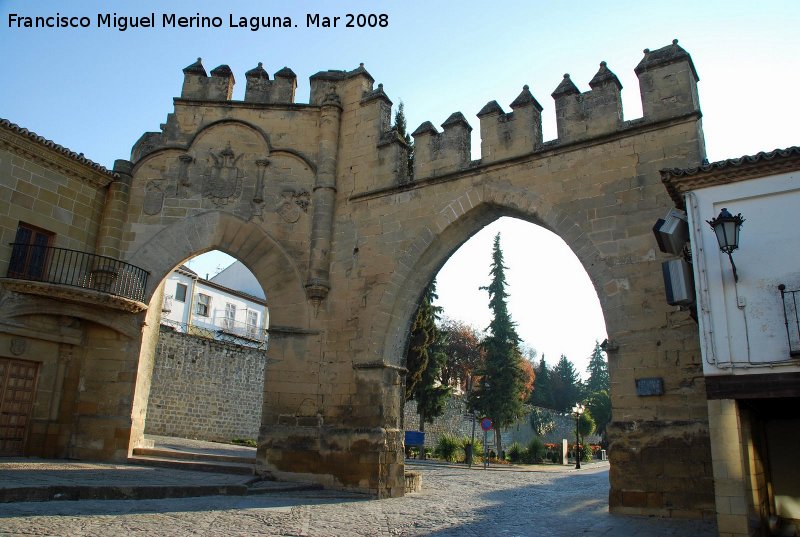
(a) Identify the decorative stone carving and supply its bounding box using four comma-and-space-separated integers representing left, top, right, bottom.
177, 154, 194, 197
254, 158, 270, 203
250, 158, 270, 222
202, 144, 245, 206
276, 189, 310, 223
142, 180, 165, 215
10, 337, 26, 356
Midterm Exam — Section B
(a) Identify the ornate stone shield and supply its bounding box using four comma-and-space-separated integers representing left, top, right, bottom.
203, 145, 245, 206
143, 181, 164, 215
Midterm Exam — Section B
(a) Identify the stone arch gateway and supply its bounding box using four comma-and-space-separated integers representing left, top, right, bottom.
1, 40, 713, 517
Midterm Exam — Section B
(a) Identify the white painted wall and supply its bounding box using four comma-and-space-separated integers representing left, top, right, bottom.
189, 280, 268, 335
161, 270, 195, 325
686, 170, 800, 375
211, 261, 265, 299
161, 265, 269, 343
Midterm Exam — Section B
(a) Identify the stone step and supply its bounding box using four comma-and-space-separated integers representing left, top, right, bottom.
132, 447, 256, 465
128, 454, 256, 476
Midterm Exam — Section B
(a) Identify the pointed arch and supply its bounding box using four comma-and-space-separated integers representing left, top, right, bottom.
375, 183, 616, 367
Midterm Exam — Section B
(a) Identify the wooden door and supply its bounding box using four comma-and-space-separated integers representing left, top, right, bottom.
0, 358, 40, 456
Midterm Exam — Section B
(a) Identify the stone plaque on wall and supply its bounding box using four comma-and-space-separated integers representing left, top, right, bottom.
635, 377, 665, 397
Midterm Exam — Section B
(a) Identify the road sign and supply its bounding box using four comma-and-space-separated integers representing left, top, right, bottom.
480, 417, 493, 431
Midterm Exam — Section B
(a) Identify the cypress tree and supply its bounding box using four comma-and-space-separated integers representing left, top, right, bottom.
405, 280, 450, 442
469, 233, 527, 456
530, 356, 552, 408
585, 341, 609, 395
551, 354, 582, 412
393, 101, 414, 178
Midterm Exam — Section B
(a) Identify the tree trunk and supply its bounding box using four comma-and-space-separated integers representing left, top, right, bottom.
495, 428, 502, 460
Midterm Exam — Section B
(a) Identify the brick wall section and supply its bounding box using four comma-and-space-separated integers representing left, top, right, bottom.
145, 326, 265, 442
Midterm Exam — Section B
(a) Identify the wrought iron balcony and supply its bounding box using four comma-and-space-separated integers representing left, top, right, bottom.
779, 284, 800, 357
6, 243, 149, 303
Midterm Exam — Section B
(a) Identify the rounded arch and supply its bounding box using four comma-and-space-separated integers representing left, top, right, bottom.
377, 183, 617, 367
130, 119, 317, 175
187, 119, 274, 154
127, 210, 310, 328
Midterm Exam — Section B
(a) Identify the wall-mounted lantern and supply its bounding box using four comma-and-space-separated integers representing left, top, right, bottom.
707, 208, 745, 282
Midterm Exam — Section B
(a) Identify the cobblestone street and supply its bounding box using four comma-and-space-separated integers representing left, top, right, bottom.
0, 461, 716, 536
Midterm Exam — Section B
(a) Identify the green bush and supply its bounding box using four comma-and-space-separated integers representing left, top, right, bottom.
462, 437, 483, 462
434, 434, 462, 462
507, 442, 523, 463
525, 437, 546, 463
230, 438, 257, 447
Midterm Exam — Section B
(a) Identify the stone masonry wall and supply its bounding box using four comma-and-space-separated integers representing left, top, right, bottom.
145, 326, 265, 442
405, 396, 599, 450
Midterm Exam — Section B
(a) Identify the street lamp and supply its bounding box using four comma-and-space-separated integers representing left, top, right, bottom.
572, 403, 585, 470
706, 208, 745, 282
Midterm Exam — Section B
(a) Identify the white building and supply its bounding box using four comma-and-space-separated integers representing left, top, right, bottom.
161, 264, 268, 347
662, 147, 800, 537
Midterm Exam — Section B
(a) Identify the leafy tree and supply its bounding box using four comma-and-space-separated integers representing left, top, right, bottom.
439, 318, 485, 393
393, 101, 414, 178
405, 280, 450, 441
550, 354, 582, 412
577, 408, 596, 439
520, 357, 536, 399
469, 233, 528, 455
585, 341, 609, 395
575, 408, 596, 461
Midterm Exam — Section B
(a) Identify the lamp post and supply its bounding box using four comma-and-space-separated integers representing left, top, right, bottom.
572, 403, 585, 470
706, 208, 745, 282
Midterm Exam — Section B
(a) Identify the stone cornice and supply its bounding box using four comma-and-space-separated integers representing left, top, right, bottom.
661, 146, 800, 208
0, 118, 115, 189
1, 279, 147, 313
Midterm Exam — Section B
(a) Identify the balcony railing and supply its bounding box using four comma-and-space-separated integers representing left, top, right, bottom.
161, 317, 268, 350
6, 243, 149, 303
779, 284, 800, 357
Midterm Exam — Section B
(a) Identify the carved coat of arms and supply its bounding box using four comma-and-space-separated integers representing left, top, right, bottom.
203, 144, 245, 206
277, 190, 311, 223
143, 180, 165, 215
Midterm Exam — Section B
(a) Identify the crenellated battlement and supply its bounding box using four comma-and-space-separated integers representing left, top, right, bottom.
134, 40, 699, 190
404, 40, 699, 181
478, 85, 544, 165
551, 61, 623, 143
180, 58, 298, 104
411, 112, 473, 178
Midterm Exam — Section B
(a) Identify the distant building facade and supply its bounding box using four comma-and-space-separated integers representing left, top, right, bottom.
161, 263, 268, 348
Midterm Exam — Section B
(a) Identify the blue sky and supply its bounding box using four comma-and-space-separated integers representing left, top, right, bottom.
2, 0, 798, 372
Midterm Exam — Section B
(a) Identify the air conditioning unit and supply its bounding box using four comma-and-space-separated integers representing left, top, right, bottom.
662, 258, 695, 306
653, 208, 689, 255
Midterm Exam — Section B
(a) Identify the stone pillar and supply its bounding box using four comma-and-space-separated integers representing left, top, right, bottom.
707, 399, 753, 537
305, 91, 342, 305
95, 159, 133, 259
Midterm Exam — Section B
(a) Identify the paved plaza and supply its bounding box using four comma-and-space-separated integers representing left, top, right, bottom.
0, 460, 717, 536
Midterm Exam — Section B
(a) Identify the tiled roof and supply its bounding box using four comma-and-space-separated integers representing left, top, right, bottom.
0, 117, 114, 177
661, 146, 800, 207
